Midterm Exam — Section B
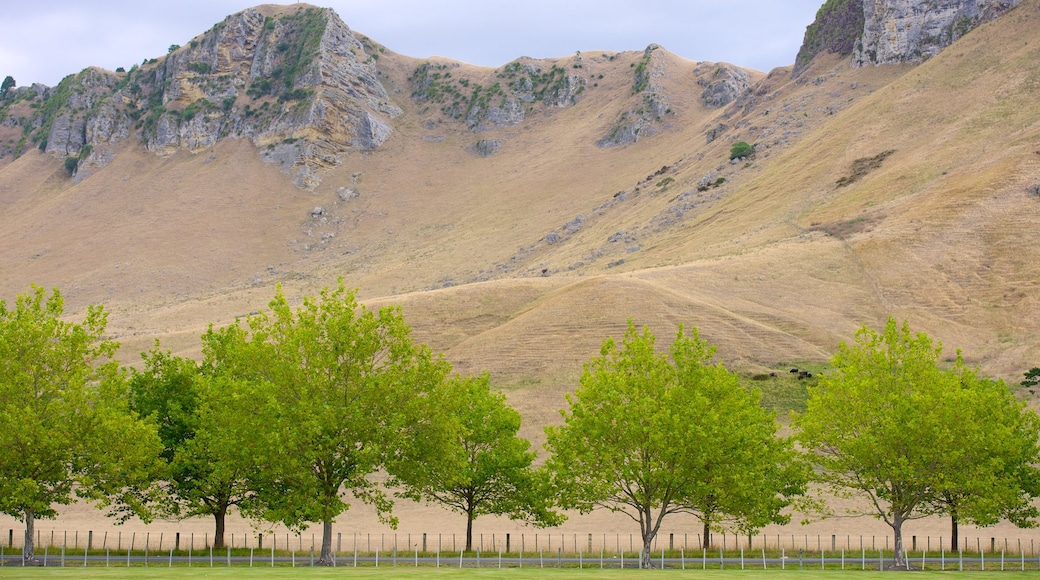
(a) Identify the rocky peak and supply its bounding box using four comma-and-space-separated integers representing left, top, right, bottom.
852, 0, 1021, 66
795, 0, 1021, 74
4, 4, 399, 189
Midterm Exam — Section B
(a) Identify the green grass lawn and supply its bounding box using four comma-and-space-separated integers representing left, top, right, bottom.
0, 570, 1038, 579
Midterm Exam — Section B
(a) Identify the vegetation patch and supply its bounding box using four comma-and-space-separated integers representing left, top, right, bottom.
247, 7, 327, 101
632, 46, 656, 93
835, 149, 895, 187
808, 214, 882, 239
729, 141, 754, 160
794, 0, 865, 74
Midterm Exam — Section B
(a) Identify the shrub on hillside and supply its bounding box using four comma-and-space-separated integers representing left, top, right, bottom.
730, 141, 753, 160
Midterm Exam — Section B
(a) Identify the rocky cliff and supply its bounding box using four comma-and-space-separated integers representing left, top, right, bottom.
4, 1, 1025, 187
796, 0, 1021, 73
3, 5, 399, 189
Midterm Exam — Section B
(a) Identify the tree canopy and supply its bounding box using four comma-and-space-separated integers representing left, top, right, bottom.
923, 370, 1040, 548
0, 286, 162, 563
546, 322, 804, 568
129, 344, 263, 549
399, 373, 562, 550
1, 75, 14, 99
796, 318, 1040, 569
207, 282, 459, 565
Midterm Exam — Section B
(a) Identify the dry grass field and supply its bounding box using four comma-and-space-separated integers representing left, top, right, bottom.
2, 0, 1040, 552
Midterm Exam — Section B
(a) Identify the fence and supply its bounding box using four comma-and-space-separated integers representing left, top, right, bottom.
3, 543, 1040, 570
3, 528, 1040, 570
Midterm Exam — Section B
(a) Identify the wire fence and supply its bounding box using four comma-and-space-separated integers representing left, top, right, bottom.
2, 543, 1040, 571
3, 528, 1040, 570
4, 527, 1040, 554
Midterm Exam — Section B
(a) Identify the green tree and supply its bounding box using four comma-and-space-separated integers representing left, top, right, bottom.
795, 318, 1019, 569
1, 75, 14, 99
400, 374, 562, 551
924, 371, 1040, 549
546, 322, 804, 569
129, 344, 263, 549
729, 141, 753, 160
0, 286, 163, 564
212, 282, 458, 565
1022, 367, 1040, 388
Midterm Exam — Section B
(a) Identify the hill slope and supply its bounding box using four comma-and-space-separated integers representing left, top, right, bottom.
1, 0, 1038, 407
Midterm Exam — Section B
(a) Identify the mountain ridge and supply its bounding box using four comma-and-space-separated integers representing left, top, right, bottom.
1, 0, 1039, 400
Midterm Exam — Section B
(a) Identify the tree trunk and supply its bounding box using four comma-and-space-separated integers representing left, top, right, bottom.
891, 512, 908, 569
213, 507, 227, 550
702, 520, 711, 550
23, 508, 35, 564
465, 508, 474, 552
317, 520, 334, 566
641, 532, 654, 569
950, 509, 959, 553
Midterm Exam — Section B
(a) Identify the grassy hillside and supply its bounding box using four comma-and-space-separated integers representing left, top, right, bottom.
1, 1, 1038, 409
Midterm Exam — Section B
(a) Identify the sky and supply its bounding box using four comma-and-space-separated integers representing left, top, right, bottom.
0, 1, 824, 88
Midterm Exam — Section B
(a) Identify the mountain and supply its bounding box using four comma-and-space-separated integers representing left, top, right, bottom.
1, 0, 1039, 421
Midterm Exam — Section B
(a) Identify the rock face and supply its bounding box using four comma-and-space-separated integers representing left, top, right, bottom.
698, 64, 751, 108
852, 0, 1021, 66
597, 45, 672, 148
794, 0, 865, 74
409, 58, 587, 133
13, 5, 399, 189
795, 0, 1021, 73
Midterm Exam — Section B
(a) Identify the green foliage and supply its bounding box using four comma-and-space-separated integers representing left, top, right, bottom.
64, 156, 79, 176
0, 286, 163, 563
29, 74, 77, 150
270, 8, 326, 91
168, 44, 180, 54
414, 61, 571, 124
1, 75, 14, 99
633, 48, 656, 93
546, 321, 805, 568
187, 62, 212, 74
794, 0, 865, 73
182, 98, 214, 121
729, 141, 754, 160
925, 372, 1040, 546
399, 374, 562, 550
277, 88, 312, 103
208, 281, 458, 565
129, 343, 266, 549
795, 318, 1040, 569
247, 78, 272, 99
1023, 367, 1040, 388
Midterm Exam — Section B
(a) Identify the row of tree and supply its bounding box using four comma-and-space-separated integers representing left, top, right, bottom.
2, 284, 1038, 569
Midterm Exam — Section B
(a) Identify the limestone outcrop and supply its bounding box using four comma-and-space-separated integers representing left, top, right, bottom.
795, 0, 1021, 73
852, 0, 1021, 66
14, 5, 399, 189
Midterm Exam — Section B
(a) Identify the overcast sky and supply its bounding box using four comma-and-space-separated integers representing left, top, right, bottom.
0, 1, 824, 88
